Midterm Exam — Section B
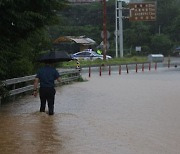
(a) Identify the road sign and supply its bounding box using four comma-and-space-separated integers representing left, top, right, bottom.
101, 30, 110, 39
114, 30, 120, 36
129, 2, 156, 21
136, 46, 141, 52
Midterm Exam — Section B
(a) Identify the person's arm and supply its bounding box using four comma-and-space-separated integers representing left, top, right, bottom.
55, 69, 61, 83
33, 78, 39, 97
57, 77, 61, 83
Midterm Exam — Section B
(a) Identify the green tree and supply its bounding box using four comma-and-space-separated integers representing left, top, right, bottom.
0, 0, 67, 80
167, 15, 180, 45
151, 34, 172, 55
124, 22, 151, 51
50, 0, 180, 57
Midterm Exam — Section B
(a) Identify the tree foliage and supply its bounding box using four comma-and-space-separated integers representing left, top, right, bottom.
151, 34, 172, 55
0, 0, 67, 80
0, 0, 180, 80
50, 0, 180, 57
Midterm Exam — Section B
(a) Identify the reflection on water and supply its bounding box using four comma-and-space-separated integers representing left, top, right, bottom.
0, 112, 63, 154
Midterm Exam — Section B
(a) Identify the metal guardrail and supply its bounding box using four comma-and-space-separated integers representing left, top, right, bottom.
0, 69, 81, 104
0, 60, 175, 105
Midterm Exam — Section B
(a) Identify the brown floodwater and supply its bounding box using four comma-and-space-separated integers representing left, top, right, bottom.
1, 67, 180, 154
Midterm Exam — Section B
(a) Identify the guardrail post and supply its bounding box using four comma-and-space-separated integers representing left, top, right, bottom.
142, 63, 144, 72
99, 66, 102, 76
89, 66, 91, 78
126, 64, 129, 74
119, 65, 121, 75
136, 64, 138, 73
149, 63, 151, 71
155, 62, 157, 70
168, 59, 170, 68
168, 56, 170, 68
109, 65, 111, 75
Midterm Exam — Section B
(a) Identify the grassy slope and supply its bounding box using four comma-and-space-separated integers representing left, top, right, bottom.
61, 56, 148, 68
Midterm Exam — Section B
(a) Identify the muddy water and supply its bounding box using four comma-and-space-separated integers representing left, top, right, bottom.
1, 68, 180, 154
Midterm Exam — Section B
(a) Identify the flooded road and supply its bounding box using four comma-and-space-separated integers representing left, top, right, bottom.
1, 67, 180, 154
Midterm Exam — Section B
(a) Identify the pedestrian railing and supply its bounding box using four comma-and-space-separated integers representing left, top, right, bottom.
0, 69, 81, 104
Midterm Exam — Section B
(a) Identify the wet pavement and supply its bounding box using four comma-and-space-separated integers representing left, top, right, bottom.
1, 67, 180, 154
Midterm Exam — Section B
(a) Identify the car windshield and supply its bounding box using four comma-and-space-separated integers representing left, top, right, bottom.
77, 52, 91, 56
91, 51, 101, 56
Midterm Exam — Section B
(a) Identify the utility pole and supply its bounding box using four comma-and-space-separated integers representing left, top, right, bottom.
103, 0, 107, 60
115, 0, 118, 57
115, 0, 123, 58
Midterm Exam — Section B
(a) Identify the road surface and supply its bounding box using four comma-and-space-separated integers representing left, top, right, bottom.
0, 67, 180, 154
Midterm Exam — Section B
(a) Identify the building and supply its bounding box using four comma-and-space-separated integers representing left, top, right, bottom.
53, 36, 96, 53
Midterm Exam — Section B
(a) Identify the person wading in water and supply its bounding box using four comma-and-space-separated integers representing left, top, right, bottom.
33, 62, 61, 115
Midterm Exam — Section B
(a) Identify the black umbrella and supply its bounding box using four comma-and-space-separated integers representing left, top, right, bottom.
37, 51, 72, 63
